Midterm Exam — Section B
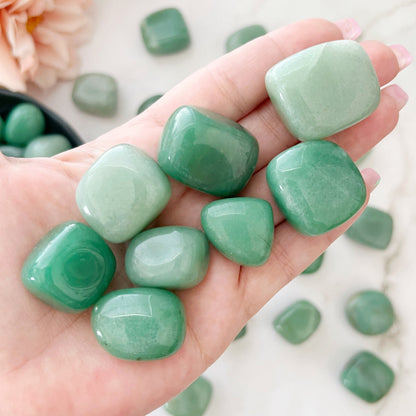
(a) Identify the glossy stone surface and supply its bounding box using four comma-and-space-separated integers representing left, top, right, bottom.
345, 206, 393, 249
226, 24, 266, 52
159, 106, 259, 197
267, 140, 366, 236
201, 197, 274, 266
265, 40, 380, 141
76, 144, 171, 243
165, 376, 213, 416
23, 134, 72, 158
137, 94, 163, 114
141, 8, 190, 55
341, 351, 395, 403
301, 253, 325, 274
125, 226, 210, 289
0, 145, 24, 157
346, 290, 395, 335
234, 325, 247, 341
91, 288, 186, 361
273, 300, 321, 344
72, 73, 118, 117
21, 222, 116, 313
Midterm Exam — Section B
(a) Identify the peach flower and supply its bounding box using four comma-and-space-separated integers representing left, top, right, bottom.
0, 0, 92, 91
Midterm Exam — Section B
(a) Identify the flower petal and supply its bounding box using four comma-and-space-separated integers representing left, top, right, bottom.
30, 64, 57, 88
35, 32, 69, 70
27, 0, 55, 16
42, 3, 89, 33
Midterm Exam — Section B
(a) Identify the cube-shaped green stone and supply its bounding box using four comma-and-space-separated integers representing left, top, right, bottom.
301, 253, 325, 274
226, 24, 267, 52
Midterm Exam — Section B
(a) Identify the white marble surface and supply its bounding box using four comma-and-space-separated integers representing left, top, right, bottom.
29, 0, 416, 415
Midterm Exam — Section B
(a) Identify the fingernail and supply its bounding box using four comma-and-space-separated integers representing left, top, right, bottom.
384, 84, 409, 110
334, 18, 362, 40
361, 168, 381, 191
389, 44, 413, 70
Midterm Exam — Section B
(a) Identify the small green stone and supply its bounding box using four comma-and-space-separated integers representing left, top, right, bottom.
201, 197, 274, 266
0, 145, 24, 157
273, 300, 321, 344
226, 24, 267, 52
72, 73, 118, 117
345, 207, 393, 249
267, 140, 366, 236
265, 40, 380, 141
159, 106, 259, 197
301, 253, 325, 274
23, 134, 72, 158
165, 376, 213, 416
91, 288, 186, 361
346, 290, 395, 335
4, 103, 45, 146
234, 325, 247, 341
21, 222, 116, 313
341, 351, 395, 403
141, 8, 190, 55
125, 226, 210, 289
137, 94, 163, 114
76, 144, 171, 243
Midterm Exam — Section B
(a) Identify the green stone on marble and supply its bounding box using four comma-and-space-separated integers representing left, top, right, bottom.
164, 376, 213, 416
137, 94, 163, 114
234, 325, 247, 341
273, 300, 321, 344
265, 40, 380, 141
226, 24, 267, 52
267, 140, 366, 236
345, 207, 393, 249
201, 197, 274, 266
125, 226, 210, 289
158, 106, 259, 197
76, 144, 171, 243
23, 134, 72, 158
72, 73, 118, 117
140, 8, 190, 55
346, 290, 395, 335
91, 288, 186, 361
0, 145, 24, 157
341, 351, 395, 403
21, 222, 116, 313
301, 253, 325, 274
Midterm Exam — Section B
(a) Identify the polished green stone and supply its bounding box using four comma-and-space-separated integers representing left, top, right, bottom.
201, 197, 274, 266
164, 376, 212, 416
345, 207, 393, 249
159, 106, 259, 197
0, 116, 4, 139
273, 300, 321, 344
76, 144, 171, 243
141, 8, 190, 55
72, 73, 118, 117
301, 253, 325, 274
137, 94, 163, 114
4, 103, 45, 146
265, 40, 380, 141
226, 24, 267, 52
267, 140, 366, 236
346, 290, 395, 335
341, 351, 395, 403
23, 134, 72, 158
21, 222, 116, 313
0, 145, 24, 157
91, 288, 186, 361
234, 325, 247, 341
125, 226, 210, 289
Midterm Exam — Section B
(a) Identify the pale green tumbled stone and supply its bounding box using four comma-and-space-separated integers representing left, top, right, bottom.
0, 145, 24, 157
23, 134, 72, 158
226, 24, 267, 52
137, 94, 163, 114
76, 144, 171, 243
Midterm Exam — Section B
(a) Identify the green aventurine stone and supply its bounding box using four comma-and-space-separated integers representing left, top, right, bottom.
226, 24, 267, 52
141, 8, 190, 55
165, 376, 213, 416
341, 351, 395, 403
0, 145, 24, 157
76, 144, 171, 243
301, 253, 325, 274
23, 134, 72, 158
267, 141, 366, 236
265, 40, 380, 141
0, 116, 3, 139
234, 325, 247, 341
72, 73, 118, 117
159, 106, 259, 197
21, 222, 116, 313
4, 103, 45, 146
273, 300, 321, 344
201, 197, 274, 266
345, 207, 393, 249
137, 94, 163, 114
125, 226, 210, 289
91, 288, 186, 360
346, 290, 395, 335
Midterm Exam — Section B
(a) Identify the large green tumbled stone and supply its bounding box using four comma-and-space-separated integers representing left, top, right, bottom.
201, 197, 274, 266
164, 376, 213, 416
159, 106, 259, 197
265, 40, 380, 141
21, 222, 116, 313
23, 134, 72, 158
125, 226, 210, 289
345, 207, 393, 249
76, 144, 171, 243
91, 288, 186, 361
267, 140, 366, 236
346, 290, 395, 335
301, 253, 325, 274
141, 8, 190, 55
341, 351, 395, 403
137, 94, 163, 114
0, 145, 24, 157
273, 300, 321, 344
226, 24, 267, 52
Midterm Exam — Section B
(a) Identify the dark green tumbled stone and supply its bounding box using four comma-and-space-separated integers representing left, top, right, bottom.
0, 145, 24, 157
301, 253, 325, 274
0, 116, 3, 139
226, 24, 267, 52
234, 325, 247, 341
137, 94, 163, 114
23, 134, 72, 158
